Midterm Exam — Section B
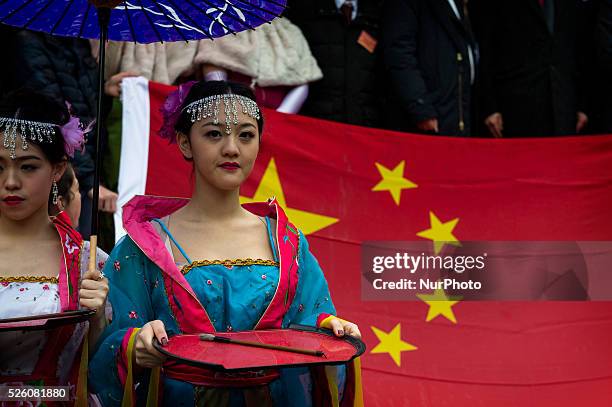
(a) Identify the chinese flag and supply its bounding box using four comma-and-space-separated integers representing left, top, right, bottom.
117, 79, 612, 406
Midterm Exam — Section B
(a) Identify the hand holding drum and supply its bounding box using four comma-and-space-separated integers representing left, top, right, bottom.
134, 320, 168, 368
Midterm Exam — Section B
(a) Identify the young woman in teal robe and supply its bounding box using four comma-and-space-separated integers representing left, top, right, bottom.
89, 80, 362, 406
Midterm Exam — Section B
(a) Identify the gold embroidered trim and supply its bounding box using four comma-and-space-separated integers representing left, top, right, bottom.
181, 258, 279, 274
0, 276, 59, 284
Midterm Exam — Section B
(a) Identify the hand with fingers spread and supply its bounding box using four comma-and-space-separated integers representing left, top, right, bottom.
326, 317, 362, 340
134, 320, 168, 369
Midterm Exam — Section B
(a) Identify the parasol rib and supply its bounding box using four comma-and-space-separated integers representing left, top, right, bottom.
232, 0, 284, 19
217, 1, 274, 26
259, 0, 287, 10
164, 0, 214, 41
199, 0, 256, 31
149, 0, 189, 42
23, 0, 55, 30
0, 0, 31, 24
50, 0, 76, 35
77, 2, 92, 38
182, 0, 235, 36
137, 0, 166, 43
122, 1, 138, 42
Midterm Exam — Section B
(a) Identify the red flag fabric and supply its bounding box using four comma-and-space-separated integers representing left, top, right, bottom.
117, 79, 612, 406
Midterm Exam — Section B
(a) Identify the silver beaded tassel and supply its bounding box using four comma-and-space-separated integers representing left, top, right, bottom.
183, 95, 261, 134
0, 117, 56, 159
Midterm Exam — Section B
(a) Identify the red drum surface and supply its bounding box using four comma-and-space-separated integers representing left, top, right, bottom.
157, 327, 365, 371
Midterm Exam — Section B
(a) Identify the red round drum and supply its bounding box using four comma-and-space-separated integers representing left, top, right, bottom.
155, 325, 365, 371
0, 309, 96, 332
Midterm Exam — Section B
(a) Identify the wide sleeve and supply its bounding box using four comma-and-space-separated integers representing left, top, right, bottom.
80, 241, 109, 277
283, 231, 337, 328
280, 232, 360, 407
89, 236, 155, 406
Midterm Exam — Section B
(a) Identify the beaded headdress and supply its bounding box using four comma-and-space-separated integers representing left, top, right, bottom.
0, 108, 89, 159
159, 81, 261, 142
0, 118, 55, 159
182, 94, 261, 135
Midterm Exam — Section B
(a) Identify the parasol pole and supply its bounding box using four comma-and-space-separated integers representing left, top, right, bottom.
88, 4, 111, 274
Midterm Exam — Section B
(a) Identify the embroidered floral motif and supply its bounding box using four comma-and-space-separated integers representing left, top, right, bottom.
42, 284, 50, 291
206, 280, 213, 285
298, 304, 304, 312
226, 325, 233, 332
64, 235, 79, 254
128, 311, 138, 319
98, 261, 106, 270
261, 274, 267, 280
114, 261, 121, 271
1, 281, 8, 287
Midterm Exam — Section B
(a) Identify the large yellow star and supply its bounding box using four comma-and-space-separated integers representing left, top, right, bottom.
240, 158, 339, 235
371, 161, 417, 206
416, 287, 460, 324
370, 323, 417, 367
416, 211, 461, 255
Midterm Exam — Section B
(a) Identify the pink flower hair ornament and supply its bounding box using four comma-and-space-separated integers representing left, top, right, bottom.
60, 102, 93, 158
159, 80, 197, 143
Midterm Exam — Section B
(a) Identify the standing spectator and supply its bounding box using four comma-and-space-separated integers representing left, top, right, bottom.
287, 0, 384, 127
195, 17, 322, 113
477, 0, 591, 138
5, 30, 118, 242
382, 0, 477, 136
593, 0, 612, 133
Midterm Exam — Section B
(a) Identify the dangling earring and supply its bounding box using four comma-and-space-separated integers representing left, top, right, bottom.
52, 181, 59, 205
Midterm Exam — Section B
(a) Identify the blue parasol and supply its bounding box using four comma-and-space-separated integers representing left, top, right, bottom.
0, 0, 286, 43
0, 0, 286, 271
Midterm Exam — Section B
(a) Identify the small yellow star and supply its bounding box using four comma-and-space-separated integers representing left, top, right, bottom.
416, 211, 461, 255
240, 158, 339, 235
370, 323, 417, 367
371, 161, 417, 206
416, 287, 460, 323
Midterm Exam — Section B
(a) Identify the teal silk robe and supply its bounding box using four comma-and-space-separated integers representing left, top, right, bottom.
89, 196, 343, 406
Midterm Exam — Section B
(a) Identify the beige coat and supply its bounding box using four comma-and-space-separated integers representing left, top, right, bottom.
104, 41, 199, 85
194, 17, 323, 87
102, 18, 322, 87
